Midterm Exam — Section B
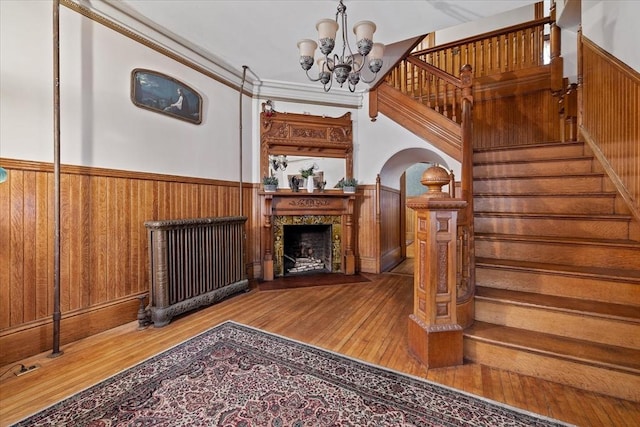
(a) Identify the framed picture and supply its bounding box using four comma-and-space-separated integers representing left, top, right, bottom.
131, 68, 202, 124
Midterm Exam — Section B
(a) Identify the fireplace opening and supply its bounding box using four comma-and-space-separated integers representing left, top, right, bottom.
283, 224, 332, 275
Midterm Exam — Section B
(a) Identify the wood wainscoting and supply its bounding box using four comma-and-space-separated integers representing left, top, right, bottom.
580, 35, 640, 221
473, 66, 562, 149
0, 158, 259, 366
356, 184, 403, 274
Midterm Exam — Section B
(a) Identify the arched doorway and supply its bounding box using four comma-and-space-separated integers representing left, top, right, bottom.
378, 148, 458, 269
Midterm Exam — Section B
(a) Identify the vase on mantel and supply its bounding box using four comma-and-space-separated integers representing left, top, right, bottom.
306, 176, 315, 193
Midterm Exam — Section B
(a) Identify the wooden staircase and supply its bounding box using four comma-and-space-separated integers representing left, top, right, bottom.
466, 141, 640, 401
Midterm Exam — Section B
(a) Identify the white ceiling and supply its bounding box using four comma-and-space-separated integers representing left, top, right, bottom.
108, 0, 536, 89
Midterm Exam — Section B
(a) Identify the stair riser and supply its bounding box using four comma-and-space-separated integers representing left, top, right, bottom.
474, 158, 593, 178
463, 339, 640, 401
474, 144, 586, 163
475, 266, 640, 306
475, 239, 640, 271
474, 216, 630, 240
474, 299, 640, 349
474, 196, 616, 214
475, 176, 604, 194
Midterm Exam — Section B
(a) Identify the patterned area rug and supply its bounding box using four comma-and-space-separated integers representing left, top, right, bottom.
13, 322, 569, 426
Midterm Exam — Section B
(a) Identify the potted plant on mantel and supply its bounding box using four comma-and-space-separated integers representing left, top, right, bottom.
262, 176, 278, 192
299, 163, 318, 193
336, 177, 358, 193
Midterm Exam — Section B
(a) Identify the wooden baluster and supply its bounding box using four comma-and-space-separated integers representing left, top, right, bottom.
443, 80, 449, 118
435, 77, 441, 114
419, 67, 424, 102
452, 85, 458, 123
426, 72, 432, 109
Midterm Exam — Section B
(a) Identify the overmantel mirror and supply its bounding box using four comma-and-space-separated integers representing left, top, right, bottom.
260, 106, 353, 190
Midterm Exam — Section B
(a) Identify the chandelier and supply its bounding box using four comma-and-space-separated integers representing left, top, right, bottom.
297, 0, 384, 92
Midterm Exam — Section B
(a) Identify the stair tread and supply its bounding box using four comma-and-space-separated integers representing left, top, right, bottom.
475, 232, 640, 248
475, 286, 640, 320
476, 257, 640, 282
464, 321, 640, 372
475, 172, 605, 180
474, 155, 594, 166
474, 141, 582, 152
474, 212, 633, 221
475, 192, 617, 197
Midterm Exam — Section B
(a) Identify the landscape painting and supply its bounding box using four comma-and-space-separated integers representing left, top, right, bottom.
131, 68, 202, 124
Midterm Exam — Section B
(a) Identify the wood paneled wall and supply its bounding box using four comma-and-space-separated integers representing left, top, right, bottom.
473, 67, 561, 149
355, 186, 379, 273
379, 187, 403, 272
580, 37, 640, 220
0, 159, 259, 365
355, 185, 403, 274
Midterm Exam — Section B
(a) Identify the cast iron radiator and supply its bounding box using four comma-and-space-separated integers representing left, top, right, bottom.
144, 216, 248, 327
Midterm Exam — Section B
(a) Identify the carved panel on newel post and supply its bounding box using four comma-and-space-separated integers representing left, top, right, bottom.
406, 165, 467, 368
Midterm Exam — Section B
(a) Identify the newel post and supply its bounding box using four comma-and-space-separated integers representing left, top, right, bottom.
407, 165, 467, 368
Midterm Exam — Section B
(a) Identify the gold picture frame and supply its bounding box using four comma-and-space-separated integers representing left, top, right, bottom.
131, 68, 202, 125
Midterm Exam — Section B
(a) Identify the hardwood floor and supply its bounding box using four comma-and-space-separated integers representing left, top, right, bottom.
1, 266, 638, 426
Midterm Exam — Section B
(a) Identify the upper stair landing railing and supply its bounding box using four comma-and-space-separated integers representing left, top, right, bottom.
411, 16, 552, 81
385, 57, 469, 128
379, 13, 556, 132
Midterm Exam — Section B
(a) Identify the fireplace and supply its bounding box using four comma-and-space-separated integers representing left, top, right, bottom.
283, 224, 332, 275
273, 215, 342, 277
261, 192, 356, 281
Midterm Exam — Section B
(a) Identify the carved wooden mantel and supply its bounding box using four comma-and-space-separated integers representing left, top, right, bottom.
261, 192, 356, 281
260, 110, 354, 180
260, 110, 356, 281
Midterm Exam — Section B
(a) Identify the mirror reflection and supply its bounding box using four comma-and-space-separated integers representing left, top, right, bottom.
269, 155, 346, 189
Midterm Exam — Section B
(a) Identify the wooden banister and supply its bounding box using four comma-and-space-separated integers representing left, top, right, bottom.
411, 16, 549, 80
406, 56, 462, 87
412, 17, 551, 58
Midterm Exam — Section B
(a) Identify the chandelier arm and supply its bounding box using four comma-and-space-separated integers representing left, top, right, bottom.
358, 70, 379, 84
326, 54, 337, 72
305, 69, 324, 83
323, 77, 333, 92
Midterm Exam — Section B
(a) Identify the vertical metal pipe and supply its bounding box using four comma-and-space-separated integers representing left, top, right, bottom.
239, 66, 248, 217
50, 0, 63, 358
239, 66, 249, 281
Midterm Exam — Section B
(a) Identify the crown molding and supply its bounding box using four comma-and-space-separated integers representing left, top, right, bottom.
63, 0, 251, 94
253, 80, 364, 109
61, 0, 365, 108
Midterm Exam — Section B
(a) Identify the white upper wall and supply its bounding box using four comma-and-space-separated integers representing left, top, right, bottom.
2, 0, 637, 189
435, 2, 540, 45
581, 0, 640, 72
0, 1, 252, 182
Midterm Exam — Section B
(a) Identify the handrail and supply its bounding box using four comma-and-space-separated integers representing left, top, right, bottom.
385, 59, 466, 125
406, 56, 461, 87
411, 17, 550, 81
412, 17, 551, 58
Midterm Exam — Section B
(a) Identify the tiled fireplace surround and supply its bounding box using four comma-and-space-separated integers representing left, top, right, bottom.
261, 192, 356, 280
